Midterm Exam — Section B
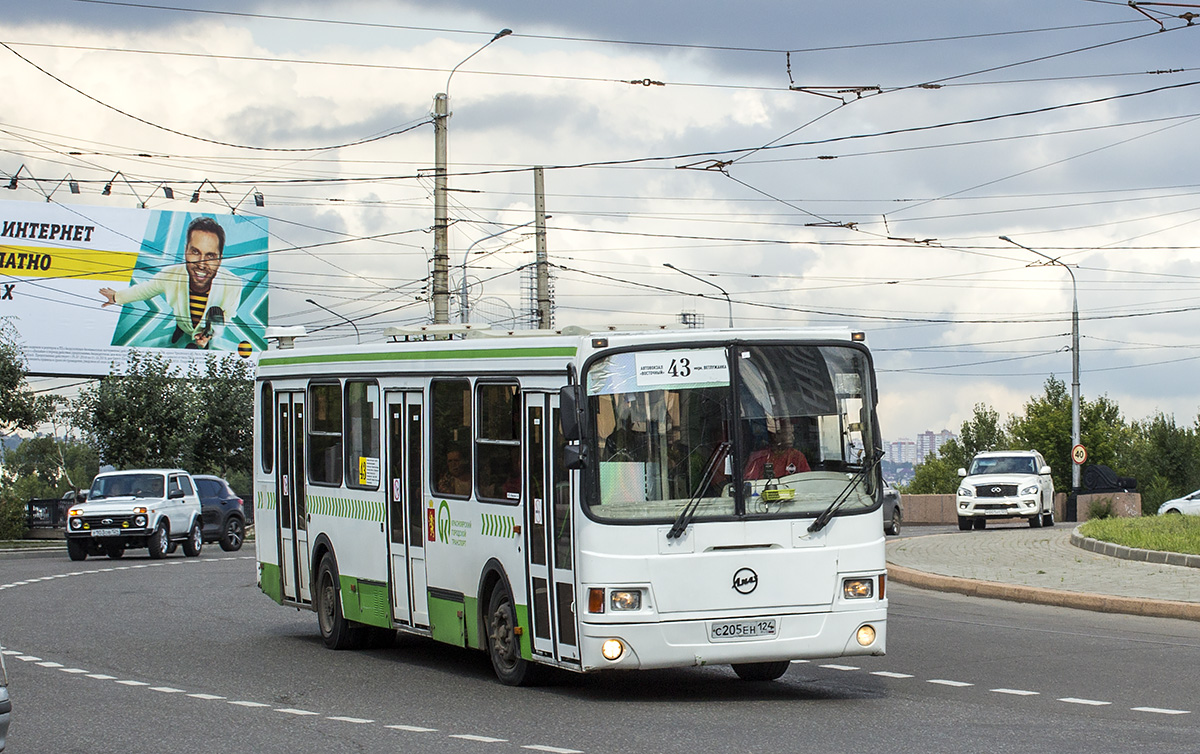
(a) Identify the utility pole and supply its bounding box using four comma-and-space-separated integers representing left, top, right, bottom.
432, 93, 450, 324
430, 29, 512, 325
1000, 236, 1081, 493
534, 166, 551, 329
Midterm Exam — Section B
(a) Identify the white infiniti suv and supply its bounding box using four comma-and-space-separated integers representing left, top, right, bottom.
956, 451, 1055, 530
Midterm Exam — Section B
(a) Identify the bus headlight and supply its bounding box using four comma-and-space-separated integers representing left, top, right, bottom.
843, 578, 874, 599
601, 639, 625, 661
856, 625, 877, 646
609, 590, 642, 611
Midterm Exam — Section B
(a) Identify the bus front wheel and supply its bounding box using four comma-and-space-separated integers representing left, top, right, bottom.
316, 554, 364, 650
487, 586, 536, 686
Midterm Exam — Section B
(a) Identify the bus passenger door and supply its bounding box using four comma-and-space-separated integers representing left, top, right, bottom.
386, 391, 429, 628
276, 391, 311, 604
525, 393, 579, 663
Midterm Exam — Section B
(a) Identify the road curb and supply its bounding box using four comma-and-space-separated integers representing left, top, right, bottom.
886, 563, 1200, 622
1069, 526, 1200, 569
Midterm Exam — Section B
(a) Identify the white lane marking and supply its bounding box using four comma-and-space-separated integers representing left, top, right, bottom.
150, 687, 185, 693
328, 716, 375, 724
276, 708, 320, 716
1058, 697, 1111, 706
789, 659, 810, 664
229, 701, 270, 708
16, 655, 42, 662
87, 674, 116, 680
117, 680, 149, 687
871, 671, 914, 679
189, 693, 226, 700
523, 746, 584, 753
820, 664, 859, 671
0, 650, 19, 656
452, 734, 508, 743
1132, 707, 1190, 715
992, 688, 1040, 696
387, 724, 438, 732
928, 679, 973, 687
37, 661, 64, 668
59, 668, 89, 674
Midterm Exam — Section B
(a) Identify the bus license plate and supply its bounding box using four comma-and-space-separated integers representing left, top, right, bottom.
709, 618, 778, 642
91, 528, 121, 537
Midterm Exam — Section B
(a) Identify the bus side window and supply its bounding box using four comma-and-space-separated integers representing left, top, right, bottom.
309, 382, 343, 486
477, 382, 520, 503
260, 382, 273, 473
344, 380, 380, 490
432, 379, 472, 497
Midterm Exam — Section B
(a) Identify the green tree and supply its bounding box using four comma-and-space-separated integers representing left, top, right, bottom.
1122, 412, 1200, 514
71, 351, 194, 468
0, 320, 53, 435
184, 354, 254, 483
0, 427, 100, 539
1006, 376, 1130, 494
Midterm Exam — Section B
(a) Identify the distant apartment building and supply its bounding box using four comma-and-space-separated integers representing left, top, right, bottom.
916, 430, 956, 463
887, 439, 917, 465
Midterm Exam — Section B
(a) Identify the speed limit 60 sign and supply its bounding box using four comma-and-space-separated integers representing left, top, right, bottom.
1072, 444, 1087, 465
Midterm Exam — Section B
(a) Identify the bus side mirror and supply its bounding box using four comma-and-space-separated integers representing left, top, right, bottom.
563, 443, 588, 471
559, 384, 583, 442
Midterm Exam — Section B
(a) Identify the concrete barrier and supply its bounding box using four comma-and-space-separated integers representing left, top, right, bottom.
898, 491, 1141, 524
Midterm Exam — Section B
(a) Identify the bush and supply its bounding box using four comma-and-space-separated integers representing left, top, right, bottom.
0, 490, 29, 540
1087, 497, 1115, 520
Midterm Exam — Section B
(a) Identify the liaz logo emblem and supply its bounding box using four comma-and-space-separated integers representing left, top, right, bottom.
732, 567, 758, 595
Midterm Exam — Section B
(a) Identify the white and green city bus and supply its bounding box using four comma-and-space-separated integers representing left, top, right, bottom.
253, 324, 888, 684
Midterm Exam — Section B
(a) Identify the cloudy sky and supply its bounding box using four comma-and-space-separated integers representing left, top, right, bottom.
2, 0, 1199, 445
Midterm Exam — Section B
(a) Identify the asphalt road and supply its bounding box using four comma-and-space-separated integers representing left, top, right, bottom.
2, 546, 1198, 754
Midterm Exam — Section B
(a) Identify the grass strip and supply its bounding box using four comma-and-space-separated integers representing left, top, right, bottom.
1079, 515, 1200, 556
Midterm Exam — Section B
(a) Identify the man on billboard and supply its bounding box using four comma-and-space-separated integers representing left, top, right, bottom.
98, 216, 243, 349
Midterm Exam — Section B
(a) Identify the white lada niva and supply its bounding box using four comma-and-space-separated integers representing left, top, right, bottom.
65, 469, 203, 560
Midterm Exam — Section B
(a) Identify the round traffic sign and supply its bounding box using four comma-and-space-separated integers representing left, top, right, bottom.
1072, 444, 1087, 465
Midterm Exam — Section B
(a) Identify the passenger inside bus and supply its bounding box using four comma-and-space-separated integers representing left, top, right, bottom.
437, 449, 472, 496
743, 418, 810, 479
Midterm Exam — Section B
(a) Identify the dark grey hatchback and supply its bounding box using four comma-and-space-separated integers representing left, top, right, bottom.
194, 475, 246, 551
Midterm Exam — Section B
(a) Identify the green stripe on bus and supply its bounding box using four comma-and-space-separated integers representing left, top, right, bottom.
481, 512, 517, 538
260, 345, 576, 367
305, 494, 384, 523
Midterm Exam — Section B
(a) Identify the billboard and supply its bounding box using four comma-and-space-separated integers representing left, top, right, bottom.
0, 200, 268, 376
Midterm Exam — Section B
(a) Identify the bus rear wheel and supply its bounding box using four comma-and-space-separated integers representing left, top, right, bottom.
316, 553, 364, 650
732, 660, 791, 681
487, 585, 536, 686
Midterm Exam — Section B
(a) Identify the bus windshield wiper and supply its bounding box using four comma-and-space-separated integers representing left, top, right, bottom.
668, 441, 730, 540
807, 449, 884, 534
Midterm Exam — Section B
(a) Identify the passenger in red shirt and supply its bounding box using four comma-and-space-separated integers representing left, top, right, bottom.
744, 420, 810, 479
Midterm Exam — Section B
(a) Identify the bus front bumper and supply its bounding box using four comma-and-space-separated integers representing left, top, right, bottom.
577, 607, 887, 672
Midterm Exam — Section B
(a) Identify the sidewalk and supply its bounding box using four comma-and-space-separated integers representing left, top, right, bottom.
886, 525, 1200, 621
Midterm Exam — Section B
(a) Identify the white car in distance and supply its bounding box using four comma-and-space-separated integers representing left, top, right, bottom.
1157, 489, 1200, 516
956, 450, 1055, 530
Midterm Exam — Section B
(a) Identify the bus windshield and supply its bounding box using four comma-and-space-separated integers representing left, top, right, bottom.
585, 343, 877, 524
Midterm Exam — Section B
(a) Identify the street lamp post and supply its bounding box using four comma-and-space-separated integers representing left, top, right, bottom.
999, 236, 1081, 493
663, 263, 734, 327
306, 298, 360, 345
460, 219, 539, 323
431, 28, 512, 325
